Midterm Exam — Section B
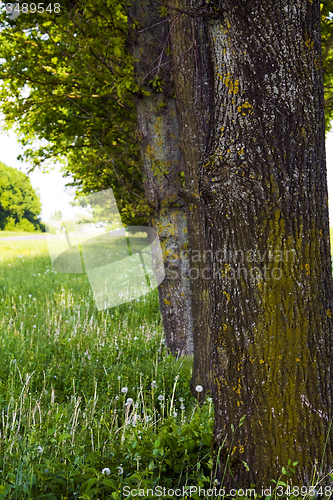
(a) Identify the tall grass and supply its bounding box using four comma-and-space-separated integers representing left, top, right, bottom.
0, 237, 214, 499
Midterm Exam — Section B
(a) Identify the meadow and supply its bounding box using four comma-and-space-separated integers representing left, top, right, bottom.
0, 234, 213, 499
0, 233, 331, 499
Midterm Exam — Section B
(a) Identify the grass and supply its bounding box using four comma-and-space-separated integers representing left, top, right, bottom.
0, 234, 332, 499
0, 230, 43, 238
0, 236, 214, 499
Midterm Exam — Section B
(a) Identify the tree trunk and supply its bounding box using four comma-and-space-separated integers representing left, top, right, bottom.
169, 2, 214, 394
163, 0, 333, 487
199, 0, 333, 487
131, 0, 333, 485
129, 0, 193, 355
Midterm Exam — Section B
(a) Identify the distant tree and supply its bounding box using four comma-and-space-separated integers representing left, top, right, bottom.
0, 162, 42, 231
50, 210, 63, 221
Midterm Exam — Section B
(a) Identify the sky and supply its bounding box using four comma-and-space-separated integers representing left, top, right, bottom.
1, 125, 333, 225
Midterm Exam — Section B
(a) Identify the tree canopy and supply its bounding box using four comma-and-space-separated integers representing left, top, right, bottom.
2, 1, 333, 216
0, 0, 150, 226
0, 162, 42, 230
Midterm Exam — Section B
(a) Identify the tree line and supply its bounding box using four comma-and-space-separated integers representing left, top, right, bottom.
0, 162, 43, 231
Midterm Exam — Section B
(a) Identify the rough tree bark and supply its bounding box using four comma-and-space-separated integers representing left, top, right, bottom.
168, 0, 333, 488
169, 2, 213, 395
130, 0, 215, 389
204, 0, 333, 487
129, 0, 194, 355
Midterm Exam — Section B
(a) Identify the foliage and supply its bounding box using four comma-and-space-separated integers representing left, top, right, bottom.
0, 162, 42, 231
321, 1, 333, 130
0, 0, 150, 226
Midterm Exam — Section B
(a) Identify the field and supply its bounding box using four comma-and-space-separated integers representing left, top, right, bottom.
0, 234, 213, 499
0, 231, 42, 239
0, 232, 332, 499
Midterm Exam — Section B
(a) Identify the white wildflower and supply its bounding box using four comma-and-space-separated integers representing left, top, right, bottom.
102, 468, 111, 475
36, 446, 43, 453
158, 395, 164, 402
121, 387, 128, 394
196, 385, 203, 393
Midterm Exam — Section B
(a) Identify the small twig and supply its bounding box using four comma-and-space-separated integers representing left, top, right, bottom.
138, 16, 176, 33
148, 43, 194, 74
155, 13, 181, 78
155, 0, 212, 18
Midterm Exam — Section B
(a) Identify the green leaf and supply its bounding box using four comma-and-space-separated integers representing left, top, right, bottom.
240, 459, 250, 471
114, 46, 121, 58
57, 432, 71, 443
